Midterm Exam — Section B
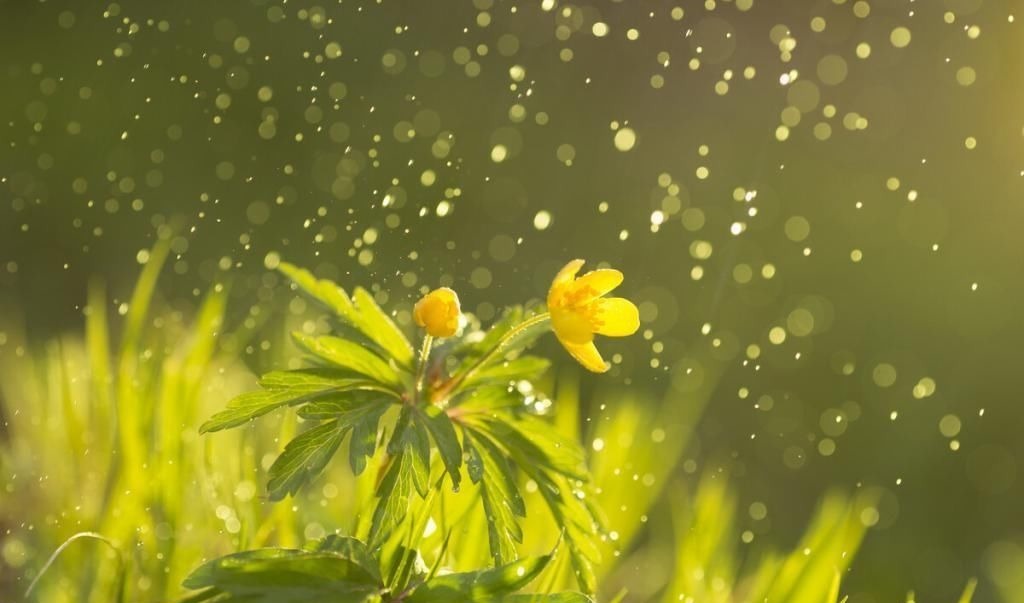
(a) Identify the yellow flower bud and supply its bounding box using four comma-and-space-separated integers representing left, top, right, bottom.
413, 287, 461, 338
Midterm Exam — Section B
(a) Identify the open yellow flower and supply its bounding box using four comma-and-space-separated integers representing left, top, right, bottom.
547, 259, 640, 373
414, 287, 461, 338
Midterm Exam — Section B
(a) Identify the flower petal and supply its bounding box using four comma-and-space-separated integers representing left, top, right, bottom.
557, 336, 609, 373
548, 259, 585, 307
592, 297, 640, 337
414, 287, 462, 337
550, 306, 594, 344
570, 269, 623, 303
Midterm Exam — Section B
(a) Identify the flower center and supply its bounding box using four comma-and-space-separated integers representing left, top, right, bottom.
551, 302, 603, 344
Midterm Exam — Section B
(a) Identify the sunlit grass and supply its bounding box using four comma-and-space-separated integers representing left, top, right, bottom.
0, 243, 277, 601
0, 250, 990, 602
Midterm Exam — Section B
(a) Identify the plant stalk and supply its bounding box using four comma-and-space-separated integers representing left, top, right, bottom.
414, 334, 433, 403
433, 312, 550, 402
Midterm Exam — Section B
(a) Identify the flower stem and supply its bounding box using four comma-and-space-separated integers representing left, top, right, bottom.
433, 312, 550, 402
414, 334, 434, 403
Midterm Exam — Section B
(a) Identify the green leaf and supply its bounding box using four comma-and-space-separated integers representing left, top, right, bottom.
351, 287, 414, 369
200, 391, 317, 434
277, 261, 356, 319
407, 419, 432, 498
465, 413, 599, 591
292, 333, 401, 388
464, 356, 551, 388
259, 369, 391, 393
200, 371, 384, 433
406, 554, 552, 603
183, 547, 382, 602
451, 306, 549, 386
297, 392, 389, 421
502, 595, 594, 603
474, 413, 589, 481
456, 306, 524, 359
350, 404, 389, 476
311, 536, 382, 584
295, 394, 390, 475
463, 428, 525, 566
453, 385, 528, 411
464, 431, 485, 484
421, 406, 463, 491
278, 263, 415, 369
367, 406, 461, 551
368, 450, 415, 549
267, 421, 346, 500
389, 406, 431, 497
533, 472, 600, 594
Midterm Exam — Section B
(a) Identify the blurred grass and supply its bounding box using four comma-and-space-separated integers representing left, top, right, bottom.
0, 252, 994, 602
0, 243, 285, 601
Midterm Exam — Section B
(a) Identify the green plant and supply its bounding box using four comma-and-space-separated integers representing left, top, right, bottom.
4, 252, 986, 603
186, 261, 638, 601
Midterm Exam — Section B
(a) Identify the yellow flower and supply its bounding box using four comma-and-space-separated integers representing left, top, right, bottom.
414, 287, 461, 338
547, 259, 640, 373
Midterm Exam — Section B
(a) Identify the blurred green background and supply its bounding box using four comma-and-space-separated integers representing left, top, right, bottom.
2, 0, 1024, 601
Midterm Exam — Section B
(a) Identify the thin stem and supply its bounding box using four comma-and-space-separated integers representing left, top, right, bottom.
389, 474, 444, 591
413, 334, 434, 403
433, 312, 551, 402
425, 529, 452, 583
539, 545, 566, 594
25, 531, 125, 600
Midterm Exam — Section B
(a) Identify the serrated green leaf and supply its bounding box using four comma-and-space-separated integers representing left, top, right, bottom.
183, 547, 382, 603
258, 369, 391, 393
421, 406, 462, 491
463, 428, 525, 566
201, 390, 297, 433
311, 536, 381, 583
348, 404, 388, 476
474, 413, 589, 481
406, 554, 552, 603
388, 407, 431, 498
267, 421, 346, 500
465, 412, 599, 591
467, 430, 525, 518
368, 451, 415, 549
524, 471, 600, 594
183, 549, 377, 590
407, 418, 431, 498
464, 356, 551, 389
464, 431, 485, 484
292, 333, 401, 388
387, 406, 413, 456
385, 543, 427, 594
297, 393, 389, 421
201, 372, 382, 433
277, 261, 356, 319
278, 263, 414, 369
453, 385, 528, 411
502, 594, 594, 603
292, 393, 389, 475
351, 287, 414, 369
